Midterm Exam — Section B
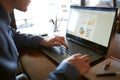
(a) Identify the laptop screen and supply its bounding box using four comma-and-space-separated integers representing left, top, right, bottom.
66, 5, 118, 53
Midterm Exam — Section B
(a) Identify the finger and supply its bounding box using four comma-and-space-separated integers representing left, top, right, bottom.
56, 36, 68, 47
51, 42, 62, 46
56, 36, 65, 42
79, 55, 90, 62
55, 37, 68, 48
46, 37, 65, 47
65, 53, 82, 60
73, 53, 82, 57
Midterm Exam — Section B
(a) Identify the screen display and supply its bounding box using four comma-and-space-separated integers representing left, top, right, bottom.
67, 6, 117, 47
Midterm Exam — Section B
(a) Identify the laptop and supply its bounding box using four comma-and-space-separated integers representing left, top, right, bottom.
40, 5, 118, 65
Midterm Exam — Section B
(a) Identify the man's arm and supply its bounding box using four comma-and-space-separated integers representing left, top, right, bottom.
48, 62, 80, 80
48, 54, 90, 80
12, 28, 68, 49
12, 28, 44, 48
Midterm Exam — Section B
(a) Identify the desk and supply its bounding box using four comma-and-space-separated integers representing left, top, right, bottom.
19, 48, 57, 80
19, 33, 120, 80
106, 33, 120, 59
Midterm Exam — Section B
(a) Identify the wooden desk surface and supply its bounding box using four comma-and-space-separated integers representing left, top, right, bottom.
19, 33, 120, 80
106, 33, 120, 59
19, 48, 57, 80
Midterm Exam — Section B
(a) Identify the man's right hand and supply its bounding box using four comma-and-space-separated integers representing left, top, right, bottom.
62, 53, 91, 75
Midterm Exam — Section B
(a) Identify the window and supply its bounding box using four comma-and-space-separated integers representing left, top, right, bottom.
14, 1, 81, 28
14, 0, 82, 35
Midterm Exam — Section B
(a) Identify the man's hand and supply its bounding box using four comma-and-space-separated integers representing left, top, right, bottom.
40, 36, 68, 48
63, 54, 91, 75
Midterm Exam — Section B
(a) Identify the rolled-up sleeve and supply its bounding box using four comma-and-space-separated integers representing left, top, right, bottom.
48, 62, 80, 80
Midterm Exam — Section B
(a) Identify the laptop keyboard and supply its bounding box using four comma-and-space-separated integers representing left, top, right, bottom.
40, 40, 104, 63
56, 40, 94, 56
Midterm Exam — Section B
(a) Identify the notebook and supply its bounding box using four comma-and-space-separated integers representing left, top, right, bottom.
40, 5, 118, 65
84, 57, 120, 80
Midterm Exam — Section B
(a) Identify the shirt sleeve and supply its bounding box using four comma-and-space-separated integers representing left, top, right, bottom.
48, 62, 80, 80
12, 28, 44, 48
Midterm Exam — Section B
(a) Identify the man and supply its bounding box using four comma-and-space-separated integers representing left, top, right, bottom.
0, 0, 90, 80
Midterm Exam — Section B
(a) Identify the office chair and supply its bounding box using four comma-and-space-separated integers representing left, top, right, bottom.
16, 73, 28, 80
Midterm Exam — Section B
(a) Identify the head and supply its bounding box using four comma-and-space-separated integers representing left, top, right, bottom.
0, 0, 31, 13
14, 0, 31, 12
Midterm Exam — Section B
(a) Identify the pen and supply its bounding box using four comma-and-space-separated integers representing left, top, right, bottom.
104, 60, 111, 70
96, 72, 120, 77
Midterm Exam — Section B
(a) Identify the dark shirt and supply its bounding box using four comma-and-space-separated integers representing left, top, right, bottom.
0, 4, 43, 80
48, 62, 80, 80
